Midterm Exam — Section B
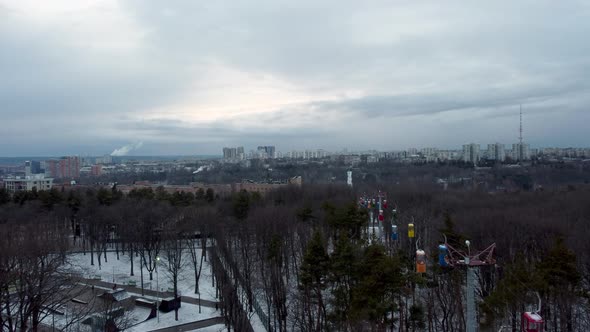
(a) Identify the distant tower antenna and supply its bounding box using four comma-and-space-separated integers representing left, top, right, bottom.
517, 105, 524, 161
519, 104, 523, 146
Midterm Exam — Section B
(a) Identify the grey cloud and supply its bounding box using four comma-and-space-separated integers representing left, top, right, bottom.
2, 1, 590, 155
124, 1, 590, 87
312, 81, 590, 120
0, 14, 192, 119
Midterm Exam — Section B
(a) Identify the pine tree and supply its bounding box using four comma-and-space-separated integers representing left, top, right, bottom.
409, 304, 426, 330
328, 232, 358, 330
439, 211, 467, 251
0, 188, 11, 205
481, 256, 533, 330
155, 185, 170, 202
299, 230, 330, 330
325, 203, 367, 241
96, 187, 113, 206
349, 244, 402, 329
536, 237, 581, 331
205, 188, 215, 203
232, 190, 250, 220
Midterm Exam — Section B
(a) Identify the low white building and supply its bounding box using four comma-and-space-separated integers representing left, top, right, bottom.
3, 175, 54, 193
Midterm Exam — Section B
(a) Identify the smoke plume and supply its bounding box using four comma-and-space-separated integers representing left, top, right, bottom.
110, 142, 144, 156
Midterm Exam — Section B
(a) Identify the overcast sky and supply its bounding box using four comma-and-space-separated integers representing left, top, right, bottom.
1, 1, 589, 156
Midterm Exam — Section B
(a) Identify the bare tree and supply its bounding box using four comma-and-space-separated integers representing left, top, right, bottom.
161, 215, 185, 321
0, 202, 87, 332
183, 207, 213, 297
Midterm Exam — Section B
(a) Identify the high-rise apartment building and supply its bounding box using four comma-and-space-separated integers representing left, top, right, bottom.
223, 147, 237, 160
462, 143, 480, 165
24, 161, 43, 176
45, 156, 80, 179
222, 147, 245, 161
486, 143, 506, 162
257, 146, 276, 159
512, 143, 531, 161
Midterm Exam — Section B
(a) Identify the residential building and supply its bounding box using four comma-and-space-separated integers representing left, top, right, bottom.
222, 147, 237, 160
421, 147, 439, 162
95, 154, 113, 164
116, 176, 302, 197
462, 143, 480, 164
512, 143, 531, 161
529, 148, 539, 158
237, 146, 245, 160
91, 164, 103, 176
421, 147, 438, 157
367, 155, 379, 163
222, 146, 245, 161
486, 143, 506, 162
45, 156, 80, 179
24, 160, 43, 176
3, 175, 54, 193
257, 146, 276, 159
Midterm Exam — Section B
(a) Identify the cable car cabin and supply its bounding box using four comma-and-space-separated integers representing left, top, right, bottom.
408, 223, 415, 238
391, 225, 398, 240
438, 244, 449, 267
378, 210, 384, 221
416, 250, 426, 273
522, 312, 544, 332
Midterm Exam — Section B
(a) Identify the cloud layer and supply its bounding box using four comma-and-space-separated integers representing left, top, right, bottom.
1, 0, 589, 156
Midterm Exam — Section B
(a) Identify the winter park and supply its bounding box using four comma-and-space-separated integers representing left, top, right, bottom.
2, 1, 590, 331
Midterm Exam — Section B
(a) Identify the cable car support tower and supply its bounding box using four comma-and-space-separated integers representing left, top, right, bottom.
440, 237, 496, 332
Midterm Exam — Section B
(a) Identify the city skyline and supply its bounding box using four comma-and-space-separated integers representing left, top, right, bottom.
2, 142, 590, 160
2, 1, 590, 156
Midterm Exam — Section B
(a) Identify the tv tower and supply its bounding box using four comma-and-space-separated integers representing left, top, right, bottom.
519, 105, 523, 146
518, 105, 524, 161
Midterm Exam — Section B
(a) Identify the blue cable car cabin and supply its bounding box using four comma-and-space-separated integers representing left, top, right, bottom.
438, 244, 449, 267
391, 225, 398, 240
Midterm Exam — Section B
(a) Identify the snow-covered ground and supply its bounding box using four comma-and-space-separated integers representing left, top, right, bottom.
249, 310, 267, 332
66, 248, 268, 331
41, 299, 155, 332
68, 249, 217, 301
187, 324, 227, 332
127, 303, 218, 332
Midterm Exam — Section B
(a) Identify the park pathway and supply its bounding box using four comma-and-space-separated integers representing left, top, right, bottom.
147, 317, 225, 332
78, 277, 219, 308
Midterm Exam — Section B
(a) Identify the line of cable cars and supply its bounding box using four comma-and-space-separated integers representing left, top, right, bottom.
360, 195, 543, 332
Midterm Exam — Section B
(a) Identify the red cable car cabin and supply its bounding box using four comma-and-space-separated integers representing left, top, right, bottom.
522, 312, 544, 332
